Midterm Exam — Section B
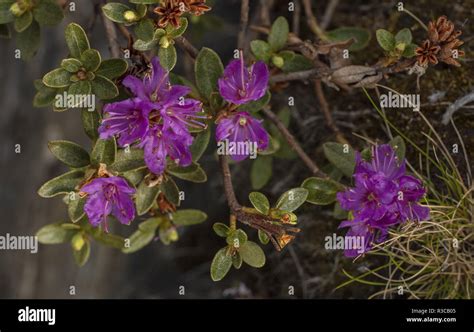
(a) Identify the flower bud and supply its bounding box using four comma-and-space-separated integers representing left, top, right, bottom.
168, 228, 179, 242
123, 10, 138, 22
271, 55, 285, 68
10, 3, 26, 17
395, 42, 406, 52
71, 233, 85, 251
159, 36, 170, 49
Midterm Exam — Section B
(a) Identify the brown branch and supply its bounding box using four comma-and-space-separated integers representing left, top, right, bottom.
101, 7, 121, 58
314, 79, 348, 145
175, 35, 199, 60
219, 155, 242, 212
292, 0, 302, 35
320, 0, 340, 30
237, 0, 250, 53
262, 108, 327, 178
302, 0, 327, 40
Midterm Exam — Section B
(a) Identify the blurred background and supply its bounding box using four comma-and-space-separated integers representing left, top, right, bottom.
0, 0, 472, 299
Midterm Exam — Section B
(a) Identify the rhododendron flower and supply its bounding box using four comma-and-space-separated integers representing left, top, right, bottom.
81, 176, 136, 231
337, 144, 430, 257
216, 111, 269, 161
98, 57, 205, 174
218, 57, 269, 105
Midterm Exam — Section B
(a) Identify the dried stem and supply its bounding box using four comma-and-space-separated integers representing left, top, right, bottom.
302, 0, 327, 40
320, 0, 340, 30
292, 0, 301, 35
237, 0, 250, 53
175, 35, 199, 60
101, 6, 122, 58
314, 79, 348, 144
219, 155, 242, 212
262, 107, 327, 178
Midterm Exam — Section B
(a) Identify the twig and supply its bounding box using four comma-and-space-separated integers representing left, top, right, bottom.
175, 35, 199, 60
314, 79, 348, 144
302, 0, 327, 40
259, 0, 273, 26
101, 7, 121, 58
237, 0, 250, 53
270, 68, 322, 84
219, 155, 242, 212
442, 90, 474, 125
320, 0, 339, 30
292, 0, 301, 35
262, 107, 327, 178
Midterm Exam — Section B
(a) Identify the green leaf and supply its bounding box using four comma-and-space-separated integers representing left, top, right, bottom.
238, 90, 271, 113
122, 229, 155, 254
195, 47, 224, 101
91, 138, 116, 165
16, 20, 40, 60
67, 81, 92, 108
240, 241, 266, 268
389, 136, 406, 161
14, 11, 32, 32
333, 202, 348, 220
323, 142, 356, 177
171, 209, 207, 226
250, 39, 272, 62
167, 162, 207, 183
268, 16, 289, 51
81, 109, 100, 141
135, 180, 160, 215
93, 232, 125, 249
395, 28, 412, 45
134, 17, 155, 41
133, 38, 158, 51
138, 217, 164, 232
159, 177, 180, 206
258, 135, 279, 156
80, 49, 101, 72
376, 29, 395, 51
95, 58, 128, 79
102, 2, 131, 23
213, 222, 230, 237
33, 0, 64, 26
65, 23, 90, 59
226, 229, 247, 247
251, 155, 272, 190
43, 68, 72, 88
68, 194, 86, 223
402, 43, 417, 58
0, 1, 14, 24
326, 27, 371, 51
129, 0, 160, 4
301, 177, 342, 205
73, 239, 90, 266
190, 128, 210, 162
258, 229, 270, 245
123, 168, 147, 186
210, 247, 232, 281
36, 223, 75, 244
275, 187, 308, 212
61, 58, 82, 73
281, 53, 313, 73
109, 148, 145, 172
166, 17, 188, 37
33, 81, 58, 107
91, 75, 119, 99
48, 140, 90, 168
158, 44, 177, 71
38, 170, 85, 198
232, 252, 242, 269
249, 192, 270, 215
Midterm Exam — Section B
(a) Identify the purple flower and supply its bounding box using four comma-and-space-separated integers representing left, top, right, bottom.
98, 57, 205, 175
337, 144, 430, 257
216, 111, 269, 161
81, 176, 136, 231
218, 58, 269, 105
138, 125, 193, 175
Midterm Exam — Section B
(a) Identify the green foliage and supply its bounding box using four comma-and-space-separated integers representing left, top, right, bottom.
48, 140, 90, 168
195, 47, 224, 101
38, 170, 85, 198
301, 177, 343, 205
268, 16, 289, 51
275, 188, 308, 212
326, 27, 371, 51
251, 155, 272, 190
249, 192, 270, 215
376, 28, 417, 59
135, 181, 160, 216
323, 142, 356, 178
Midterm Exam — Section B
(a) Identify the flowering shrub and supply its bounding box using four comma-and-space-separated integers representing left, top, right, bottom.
9, 0, 468, 296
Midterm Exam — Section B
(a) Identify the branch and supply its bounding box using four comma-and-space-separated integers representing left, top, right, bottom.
175, 35, 199, 60
219, 155, 242, 212
237, 0, 250, 52
302, 0, 327, 40
101, 6, 122, 58
262, 108, 327, 178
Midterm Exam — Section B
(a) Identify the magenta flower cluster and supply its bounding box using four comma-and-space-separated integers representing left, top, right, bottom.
216, 57, 270, 161
337, 144, 430, 257
99, 57, 205, 175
